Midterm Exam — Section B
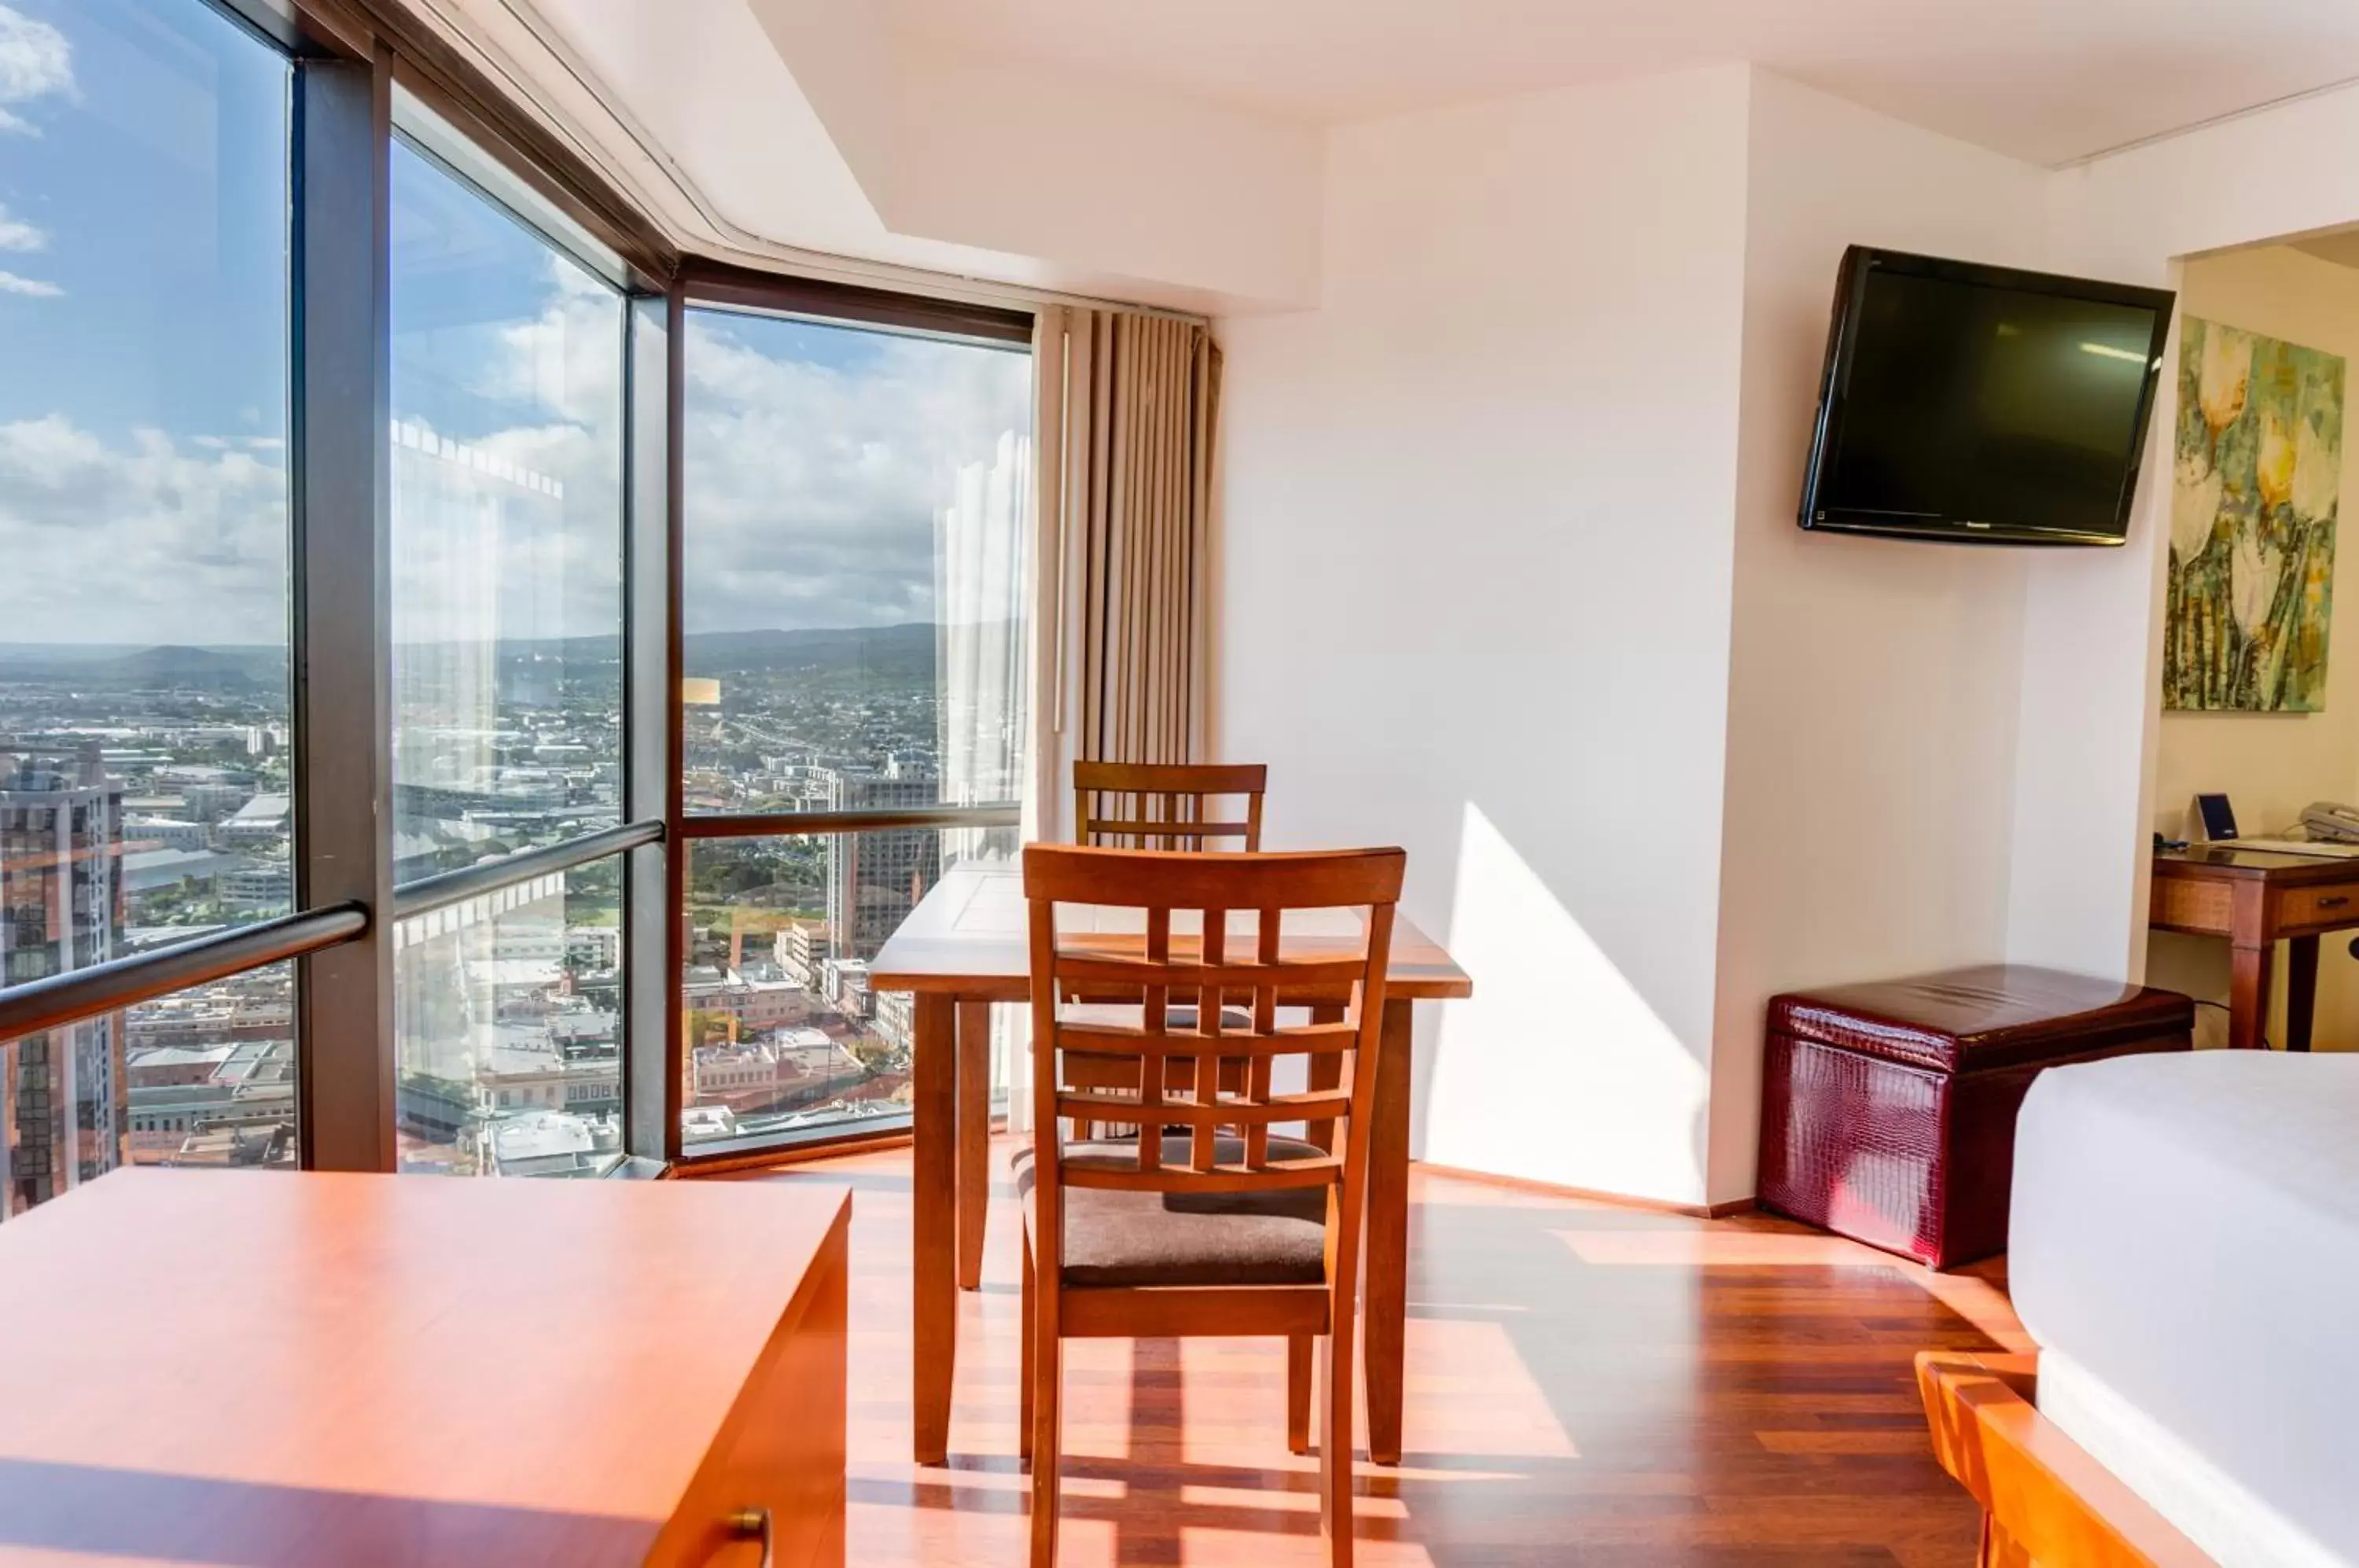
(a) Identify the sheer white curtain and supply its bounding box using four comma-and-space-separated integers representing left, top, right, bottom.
936, 428, 1034, 1122
937, 428, 1032, 832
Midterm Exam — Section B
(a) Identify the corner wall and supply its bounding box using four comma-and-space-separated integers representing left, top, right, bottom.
1215, 67, 2359, 1207
1706, 75, 2050, 1202
1215, 65, 1754, 1205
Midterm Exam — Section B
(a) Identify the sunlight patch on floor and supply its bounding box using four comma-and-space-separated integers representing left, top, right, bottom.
1551, 1224, 2030, 1349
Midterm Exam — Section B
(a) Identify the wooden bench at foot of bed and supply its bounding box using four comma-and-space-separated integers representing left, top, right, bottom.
1916, 1351, 2216, 1568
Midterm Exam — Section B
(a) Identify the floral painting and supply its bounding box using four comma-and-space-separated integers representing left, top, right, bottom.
2166, 317, 2345, 712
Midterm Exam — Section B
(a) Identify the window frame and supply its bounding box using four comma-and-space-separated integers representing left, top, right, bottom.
377, 86, 657, 1176
664, 270, 1032, 1167
0, 0, 1051, 1191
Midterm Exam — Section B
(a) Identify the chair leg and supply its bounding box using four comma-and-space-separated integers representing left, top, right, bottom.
1019, 1228, 1036, 1467
1029, 1279, 1063, 1566
1286, 1334, 1313, 1456
1319, 1320, 1356, 1567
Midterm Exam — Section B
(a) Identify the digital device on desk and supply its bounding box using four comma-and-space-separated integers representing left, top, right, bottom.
2302, 801, 2359, 843
2217, 801, 2359, 859
2193, 792, 2237, 842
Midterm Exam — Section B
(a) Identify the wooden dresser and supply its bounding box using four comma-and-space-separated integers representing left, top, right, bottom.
0, 1169, 848, 1566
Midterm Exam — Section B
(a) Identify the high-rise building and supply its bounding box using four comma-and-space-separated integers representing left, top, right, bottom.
0, 749, 126, 1219
815, 760, 941, 960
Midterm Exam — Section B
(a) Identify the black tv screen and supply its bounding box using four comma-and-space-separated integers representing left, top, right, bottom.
1799, 248, 2176, 546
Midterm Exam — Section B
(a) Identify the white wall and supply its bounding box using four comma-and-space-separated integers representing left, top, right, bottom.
1705, 74, 2050, 1202
1216, 65, 1754, 1205
1209, 68, 2359, 1205
2145, 244, 2359, 1047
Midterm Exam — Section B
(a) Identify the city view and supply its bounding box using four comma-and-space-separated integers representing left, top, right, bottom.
0, 0, 1029, 1213
1, 598, 1025, 1205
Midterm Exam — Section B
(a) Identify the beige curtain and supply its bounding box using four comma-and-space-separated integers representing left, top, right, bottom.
1002, 307, 1221, 1130
1026, 306, 1223, 845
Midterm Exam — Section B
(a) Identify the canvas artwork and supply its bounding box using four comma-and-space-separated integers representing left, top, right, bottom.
2166, 316, 2346, 712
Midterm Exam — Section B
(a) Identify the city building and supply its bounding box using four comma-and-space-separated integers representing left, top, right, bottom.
820, 958, 874, 1022
485, 1109, 620, 1177
565, 926, 622, 971
815, 760, 943, 960
219, 793, 292, 846
0, 751, 124, 1216
124, 1039, 294, 1169
874, 986, 915, 1053
121, 815, 209, 852
774, 921, 830, 987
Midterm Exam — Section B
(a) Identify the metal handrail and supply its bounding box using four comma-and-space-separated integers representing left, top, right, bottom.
679, 804, 1021, 840
391, 818, 665, 922
0, 902, 370, 1043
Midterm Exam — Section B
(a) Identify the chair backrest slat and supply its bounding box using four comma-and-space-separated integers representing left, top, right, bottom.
1025, 844, 1404, 1211
1074, 760, 1268, 852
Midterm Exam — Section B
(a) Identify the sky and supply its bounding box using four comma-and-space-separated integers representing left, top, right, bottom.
0, 0, 1032, 650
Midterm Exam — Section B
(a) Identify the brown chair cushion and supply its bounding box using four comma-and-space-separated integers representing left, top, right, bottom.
1015, 1134, 1330, 1288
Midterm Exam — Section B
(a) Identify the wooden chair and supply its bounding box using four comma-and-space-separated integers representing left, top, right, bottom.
1018, 843, 1405, 1567
1073, 760, 1267, 851
1065, 761, 1270, 1134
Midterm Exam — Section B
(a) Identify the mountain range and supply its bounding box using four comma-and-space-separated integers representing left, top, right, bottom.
0, 623, 971, 690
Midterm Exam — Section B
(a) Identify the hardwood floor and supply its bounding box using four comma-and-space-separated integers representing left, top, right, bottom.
728, 1139, 2022, 1566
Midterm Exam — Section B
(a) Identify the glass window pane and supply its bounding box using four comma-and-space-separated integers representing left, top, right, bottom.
680, 828, 1016, 1155
0, 0, 293, 1219
680, 309, 1032, 816
395, 856, 624, 1177
4, 960, 296, 1218
389, 137, 624, 873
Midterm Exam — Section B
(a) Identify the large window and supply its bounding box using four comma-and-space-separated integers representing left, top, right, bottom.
0, 0, 1054, 1202
387, 115, 631, 1177
388, 130, 624, 870
394, 864, 622, 1175
0, 0, 293, 1213
678, 303, 1029, 1154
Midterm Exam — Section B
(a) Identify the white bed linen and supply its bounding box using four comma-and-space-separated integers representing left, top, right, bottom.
2011, 1052, 2359, 1567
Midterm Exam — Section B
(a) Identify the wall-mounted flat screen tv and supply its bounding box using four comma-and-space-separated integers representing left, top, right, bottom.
1798, 247, 2177, 547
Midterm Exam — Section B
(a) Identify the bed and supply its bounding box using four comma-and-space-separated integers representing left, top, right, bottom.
1945, 1051, 2359, 1567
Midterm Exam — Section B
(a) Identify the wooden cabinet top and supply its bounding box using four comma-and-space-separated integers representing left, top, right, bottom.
0, 1169, 850, 1566
2153, 845, 2359, 884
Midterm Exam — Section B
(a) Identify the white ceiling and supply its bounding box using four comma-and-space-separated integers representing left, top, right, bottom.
887, 0, 2359, 166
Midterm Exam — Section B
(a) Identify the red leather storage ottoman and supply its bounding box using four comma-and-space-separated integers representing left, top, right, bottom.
1757, 965, 2192, 1268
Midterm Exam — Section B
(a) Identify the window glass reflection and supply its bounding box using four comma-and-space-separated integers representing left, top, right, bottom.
389, 138, 624, 875
396, 857, 624, 1177
0, 0, 293, 1217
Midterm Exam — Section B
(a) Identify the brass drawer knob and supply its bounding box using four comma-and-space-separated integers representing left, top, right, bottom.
725, 1507, 772, 1567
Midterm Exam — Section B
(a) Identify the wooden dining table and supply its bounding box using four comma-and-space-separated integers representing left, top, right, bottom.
870, 859, 1473, 1468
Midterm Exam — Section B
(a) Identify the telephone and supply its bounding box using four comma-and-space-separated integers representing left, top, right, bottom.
2303, 801, 2359, 845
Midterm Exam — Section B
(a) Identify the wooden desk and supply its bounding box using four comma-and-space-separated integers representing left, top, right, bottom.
871, 860, 1472, 1470
0, 1169, 850, 1567
2151, 845, 2359, 1051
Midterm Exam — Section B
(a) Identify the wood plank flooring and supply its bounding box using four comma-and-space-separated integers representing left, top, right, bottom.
729, 1140, 2022, 1566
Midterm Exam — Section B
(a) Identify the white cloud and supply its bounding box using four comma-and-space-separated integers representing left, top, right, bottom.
0, 415, 289, 645
0, 268, 59, 296
392, 254, 627, 647
0, 202, 43, 252
0, 256, 1033, 651
0, 5, 72, 135
680, 315, 1032, 633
